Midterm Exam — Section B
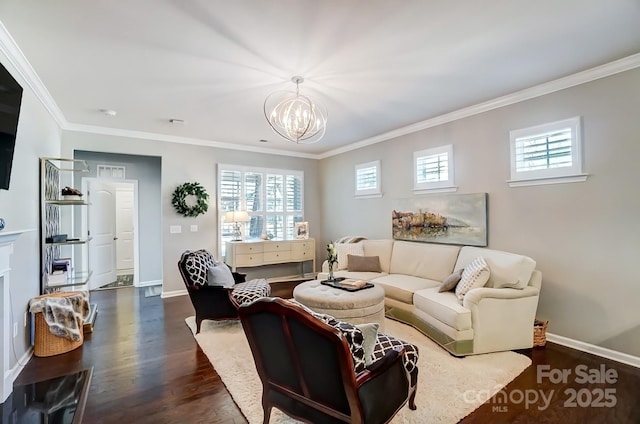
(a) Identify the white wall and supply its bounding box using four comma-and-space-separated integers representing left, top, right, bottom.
61, 132, 322, 296
0, 49, 62, 373
319, 68, 640, 357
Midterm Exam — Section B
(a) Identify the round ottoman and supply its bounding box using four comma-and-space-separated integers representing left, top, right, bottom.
293, 280, 386, 330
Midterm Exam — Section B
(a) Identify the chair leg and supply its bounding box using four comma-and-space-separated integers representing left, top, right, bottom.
196, 318, 203, 334
262, 397, 272, 424
408, 384, 417, 410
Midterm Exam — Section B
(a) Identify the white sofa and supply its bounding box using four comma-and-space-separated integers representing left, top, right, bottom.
319, 239, 542, 356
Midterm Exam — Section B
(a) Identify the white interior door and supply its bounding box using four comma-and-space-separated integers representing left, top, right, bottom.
116, 186, 134, 273
88, 180, 117, 289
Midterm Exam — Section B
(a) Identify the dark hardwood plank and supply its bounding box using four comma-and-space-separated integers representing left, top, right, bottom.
9, 284, 640, 423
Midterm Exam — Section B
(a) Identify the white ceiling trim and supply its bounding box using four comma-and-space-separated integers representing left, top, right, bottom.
0, 20, 67, 127
317, 53, 640, 159
63, 123, 318, 159
2, 17, 638, 161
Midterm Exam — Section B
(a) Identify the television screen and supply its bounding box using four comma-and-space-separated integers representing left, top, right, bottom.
0, 61, 23, 190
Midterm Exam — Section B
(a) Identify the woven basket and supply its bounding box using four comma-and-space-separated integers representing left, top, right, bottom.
33, 292, 85, 357
533, 319, 548, 347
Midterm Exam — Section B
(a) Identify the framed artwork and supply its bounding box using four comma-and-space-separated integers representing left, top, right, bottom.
392, 193, 488, 246
295, 221, 309, 239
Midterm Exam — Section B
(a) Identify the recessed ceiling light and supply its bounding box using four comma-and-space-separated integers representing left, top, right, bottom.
169, 119, 185, 125
259, 139, 268, 143
100, 109, 117, 116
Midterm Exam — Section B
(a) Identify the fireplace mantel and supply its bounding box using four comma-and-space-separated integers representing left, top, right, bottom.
1, 229, 34, 402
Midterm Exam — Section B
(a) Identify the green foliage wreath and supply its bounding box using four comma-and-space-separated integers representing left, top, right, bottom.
171, 182, 209, 217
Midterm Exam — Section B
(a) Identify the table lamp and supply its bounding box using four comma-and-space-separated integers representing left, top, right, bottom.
225, 210, 250, 241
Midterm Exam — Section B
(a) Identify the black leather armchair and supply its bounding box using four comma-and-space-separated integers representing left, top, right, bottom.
239, 297, 418, 424
178, 249, 270, 333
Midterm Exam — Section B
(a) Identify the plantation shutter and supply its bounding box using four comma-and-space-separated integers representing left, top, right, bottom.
356, 165, 377, 191
220, 170, 241, 212
514, 128, 573, 172
416, 152, 449, 183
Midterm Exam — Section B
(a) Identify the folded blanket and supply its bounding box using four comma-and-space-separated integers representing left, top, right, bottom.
29, 291, 90, 342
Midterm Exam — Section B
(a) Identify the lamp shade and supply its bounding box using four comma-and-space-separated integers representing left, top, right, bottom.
224, 210, 250, 223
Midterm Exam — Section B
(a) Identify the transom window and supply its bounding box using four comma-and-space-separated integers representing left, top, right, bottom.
355, 160, 381, 198
219, 165, 304, 254
509, 117, 587, 186
413, 144, 456, 193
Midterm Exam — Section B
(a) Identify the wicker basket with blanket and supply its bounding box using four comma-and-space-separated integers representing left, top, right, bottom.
29, 291, 90, 357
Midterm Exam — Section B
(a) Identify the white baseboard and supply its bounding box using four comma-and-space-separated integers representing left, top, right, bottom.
160, 289, 188, 299
546, 332, 640, 368
137, 279, 162, 288
3, 347, 33, 401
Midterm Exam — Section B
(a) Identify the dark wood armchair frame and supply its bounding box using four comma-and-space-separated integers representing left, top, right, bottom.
178, 253, 247, 333
239, 297, 417, 424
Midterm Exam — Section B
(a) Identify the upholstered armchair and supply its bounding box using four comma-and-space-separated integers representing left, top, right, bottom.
178, 249, 270, 333
239, 297, 418, 424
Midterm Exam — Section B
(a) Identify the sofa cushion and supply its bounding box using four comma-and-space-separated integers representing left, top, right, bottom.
372, 274, 440, 304
336, 242, 364, 270
438, 268, 464, 292
455, 246, 536, 289
362, 239, 394, 273
389, 241, 460, 282
347, 254, 382, 272
414, 288, 472, 331
455, 257, 490, 301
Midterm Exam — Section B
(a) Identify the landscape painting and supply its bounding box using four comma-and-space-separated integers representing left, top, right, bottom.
392, 193, 488, 246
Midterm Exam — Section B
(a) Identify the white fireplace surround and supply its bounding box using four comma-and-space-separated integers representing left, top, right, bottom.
0, 229, 31, 403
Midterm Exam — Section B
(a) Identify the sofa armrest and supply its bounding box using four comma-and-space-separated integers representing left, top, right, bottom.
462, 285, 539, 307
463, 285, 541, 353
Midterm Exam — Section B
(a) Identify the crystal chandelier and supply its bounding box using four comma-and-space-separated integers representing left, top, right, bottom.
264, 76, 327, 144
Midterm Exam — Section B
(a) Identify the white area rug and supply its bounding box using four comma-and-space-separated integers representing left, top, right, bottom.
185, 316, 531, 424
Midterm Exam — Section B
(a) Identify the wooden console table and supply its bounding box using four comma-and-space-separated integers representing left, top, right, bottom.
225, 238, 316, 274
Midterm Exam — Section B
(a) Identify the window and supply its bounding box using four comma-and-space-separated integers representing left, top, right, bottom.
355, 160, 381, 198
509, 117, 587, 186
97, 164, 125, 179
219, 165, 304, 255
413, 144, 456, 193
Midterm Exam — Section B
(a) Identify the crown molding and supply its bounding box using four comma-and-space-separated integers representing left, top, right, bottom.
0, 20, 67, 127
318, 53, 640, 159
64, 123, 319, 159
2, 16, 638, 161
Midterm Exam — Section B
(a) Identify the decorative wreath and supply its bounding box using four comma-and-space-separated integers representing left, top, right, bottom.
171, 182, 209, 217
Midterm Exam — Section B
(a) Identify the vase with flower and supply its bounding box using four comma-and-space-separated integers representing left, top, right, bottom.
326, 242, 338, 281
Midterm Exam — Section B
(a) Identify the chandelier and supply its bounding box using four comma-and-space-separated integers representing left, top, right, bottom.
264, 76, 327, 144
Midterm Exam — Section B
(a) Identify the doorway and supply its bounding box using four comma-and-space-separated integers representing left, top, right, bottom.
81, 178, 140, 290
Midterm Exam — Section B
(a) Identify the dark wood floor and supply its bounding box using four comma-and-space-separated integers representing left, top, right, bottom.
10, 284, 640, 423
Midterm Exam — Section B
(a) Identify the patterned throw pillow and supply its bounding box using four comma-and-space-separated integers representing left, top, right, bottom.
183, 250, 216, 286
455, 257, 490, 301
231, 279, 271, 305
335, 242, 364, 270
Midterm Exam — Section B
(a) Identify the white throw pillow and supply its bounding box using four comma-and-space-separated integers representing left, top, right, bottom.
207, 262, 235, 288
355, 322, 379, 366
335, 242, 364, 270
455, 257, 490, 301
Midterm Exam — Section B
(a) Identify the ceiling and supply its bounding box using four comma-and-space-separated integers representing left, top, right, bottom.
1, 0, 639, 157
